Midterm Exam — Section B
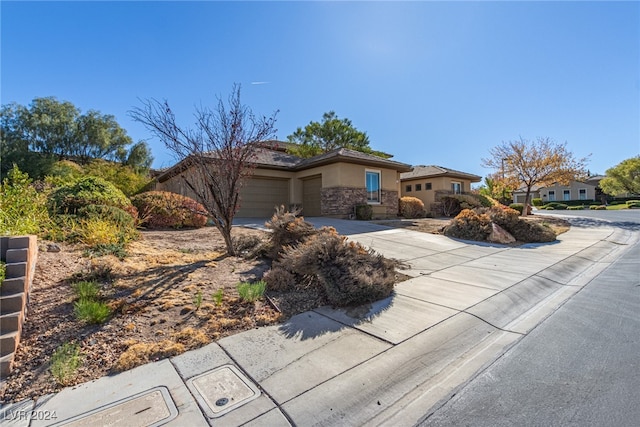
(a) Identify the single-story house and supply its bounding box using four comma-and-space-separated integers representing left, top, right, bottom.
400, 165, 482, 213
153, 142, 412, 218
512, 180, 598, 204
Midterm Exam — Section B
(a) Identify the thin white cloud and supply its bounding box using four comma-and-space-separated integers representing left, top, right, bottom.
251, 81, 270, 85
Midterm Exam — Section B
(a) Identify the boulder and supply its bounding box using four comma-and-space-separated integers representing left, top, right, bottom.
488, 222, 516, 244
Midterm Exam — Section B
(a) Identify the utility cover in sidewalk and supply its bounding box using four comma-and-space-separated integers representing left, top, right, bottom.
54, 386, 177, 427
187, 364, 261, 418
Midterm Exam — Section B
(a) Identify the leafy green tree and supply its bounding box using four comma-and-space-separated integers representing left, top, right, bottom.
287, 111, 389, 158
0, 97, 153, 179
599, 156, 640, 196
0, 166, 51, 235
482, 137, 589, 215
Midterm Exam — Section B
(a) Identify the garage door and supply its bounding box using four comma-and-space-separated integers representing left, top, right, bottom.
237, 177, 290, 217
302, 175, 322, 217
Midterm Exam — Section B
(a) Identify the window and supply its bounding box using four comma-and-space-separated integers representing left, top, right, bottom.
548, 190, 556, 201
451, 182, 462, 194
366, 170, 381, 203
415, 183, 422, 191
563, 190, 571, 201
425, 182, 432, 190
405, 184, 412, 192
579, 189, 587, 200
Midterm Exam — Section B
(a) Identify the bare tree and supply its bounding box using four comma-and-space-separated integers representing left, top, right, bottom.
482, 137, 589, 215
130, 84, 278, 255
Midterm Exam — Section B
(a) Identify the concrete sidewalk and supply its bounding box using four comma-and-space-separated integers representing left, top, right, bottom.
3, 219, 638, 427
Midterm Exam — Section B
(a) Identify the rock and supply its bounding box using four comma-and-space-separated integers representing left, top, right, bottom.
47, 243, 61, 253
488, 222, 516, 244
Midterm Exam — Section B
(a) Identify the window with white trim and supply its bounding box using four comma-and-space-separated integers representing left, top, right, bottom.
563, 190, 570, 201
548, 190, 556, 201
366, 170, 381, 203
415, 183, 422, 191
579, 189, 587, 200
451, 182, 462, 194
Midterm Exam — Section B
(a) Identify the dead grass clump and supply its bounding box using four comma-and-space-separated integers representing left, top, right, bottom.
113, 340, 186, 372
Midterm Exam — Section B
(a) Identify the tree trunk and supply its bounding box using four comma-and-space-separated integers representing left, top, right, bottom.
522, 187, 531, 217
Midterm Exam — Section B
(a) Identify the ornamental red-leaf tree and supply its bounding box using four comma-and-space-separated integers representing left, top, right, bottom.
482, 137, 589, 216
130, 84, 278, 255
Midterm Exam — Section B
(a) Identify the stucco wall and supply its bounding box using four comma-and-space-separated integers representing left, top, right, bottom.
157, 161, 403, 217
401, 176, 475, 213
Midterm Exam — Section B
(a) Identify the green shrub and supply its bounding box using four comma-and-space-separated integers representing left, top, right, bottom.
509, 203, 524, 214
399, 197, 425, 218
269, 227, 396, 306
354, 204, 373, 220
49, 176, 132, 215
543, 202, 568, 210
50, 342, 82, 386
531, 198, 543, 207
131, 191, 208, 229
475, 194, 494, 208
567, 205, 585, 210
264, 206, 317, 260
237, 280, 267, 303
0, 261, 5, 284
626, 200, 640, 208
443, 209, 492, 241
74, 298, 111, 324
0, 166, 51, 235
82, 159, 151, 197
77, 204, 138, 226
590, 205, 606, 210
72, 281, 100, 300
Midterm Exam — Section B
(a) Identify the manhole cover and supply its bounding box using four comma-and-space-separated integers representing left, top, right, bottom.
187, 364, 260, 418
54, 387, 177, 427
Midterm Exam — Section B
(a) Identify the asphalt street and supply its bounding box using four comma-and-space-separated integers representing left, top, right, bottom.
421, 210, 640, 427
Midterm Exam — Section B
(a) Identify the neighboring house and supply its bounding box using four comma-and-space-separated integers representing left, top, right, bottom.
153, 142, 412, 218
512, 180, 597, 204
400, 165, 482, 214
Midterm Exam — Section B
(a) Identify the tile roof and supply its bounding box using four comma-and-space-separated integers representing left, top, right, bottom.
401, 165, 482, 181
156, 146, 412, 182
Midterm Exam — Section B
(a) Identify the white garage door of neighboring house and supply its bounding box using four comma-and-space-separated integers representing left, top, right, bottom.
236, 177, 290, 217
302, 175, 322, 217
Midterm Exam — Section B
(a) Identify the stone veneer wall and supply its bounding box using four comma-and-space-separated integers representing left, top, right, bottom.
0, 235, 38, 377
381, 190, 400, 217
321, 187, 399, 218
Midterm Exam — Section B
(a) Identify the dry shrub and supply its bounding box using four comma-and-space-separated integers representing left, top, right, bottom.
131, 191, 208, 229
444, 209, 492, 241
444, 207, 557, 243
263, 267, 296, 291
485, 206, 521, 232
399, 196, 425, 218
274, 227, 396, 306
265, 205, 317, 260
439, 194, 485, 217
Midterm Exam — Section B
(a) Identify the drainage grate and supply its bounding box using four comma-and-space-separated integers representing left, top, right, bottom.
53, 386, 178, 427
187, 364, 261, 418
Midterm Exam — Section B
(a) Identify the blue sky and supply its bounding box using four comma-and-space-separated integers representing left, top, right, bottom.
2, 1, 639, 179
